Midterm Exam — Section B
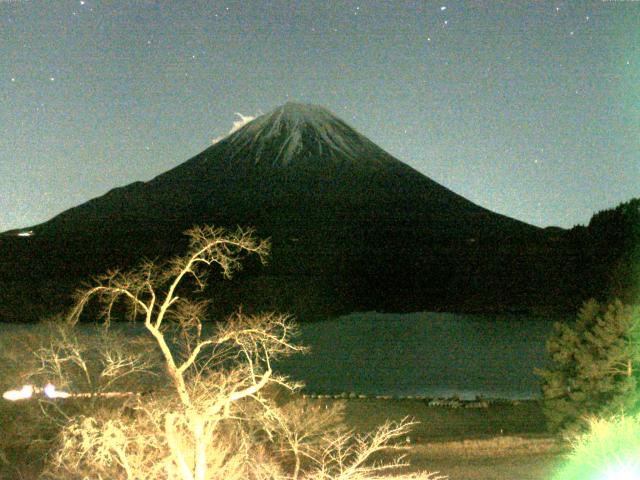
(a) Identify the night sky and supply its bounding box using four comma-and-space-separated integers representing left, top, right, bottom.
1, 0, 638, 232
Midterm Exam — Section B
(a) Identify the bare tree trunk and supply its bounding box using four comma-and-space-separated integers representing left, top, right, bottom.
166, 413, 195, 480
193, 415, 207, 480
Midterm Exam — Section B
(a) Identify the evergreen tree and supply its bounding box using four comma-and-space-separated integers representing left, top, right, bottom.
536, 299, 640, 435
569, 198, 640, 304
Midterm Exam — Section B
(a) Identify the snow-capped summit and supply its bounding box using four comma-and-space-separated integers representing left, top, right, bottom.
224, 103, 379, 166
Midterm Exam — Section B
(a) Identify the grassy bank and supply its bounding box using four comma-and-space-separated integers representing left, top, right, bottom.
338, 398, 550, 440
308, 397, 569, 480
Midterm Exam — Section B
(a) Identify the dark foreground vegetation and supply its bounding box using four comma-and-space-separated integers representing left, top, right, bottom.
1, 197, 637, 323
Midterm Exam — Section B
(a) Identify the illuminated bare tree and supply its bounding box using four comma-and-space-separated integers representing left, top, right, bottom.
41, 225, 445, 480
67, 226, 273, 406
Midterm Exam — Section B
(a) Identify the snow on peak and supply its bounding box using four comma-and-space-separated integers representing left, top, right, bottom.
225, 103, 373, 166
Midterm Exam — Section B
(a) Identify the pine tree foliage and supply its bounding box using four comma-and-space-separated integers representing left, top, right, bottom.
536, 299, 640, 435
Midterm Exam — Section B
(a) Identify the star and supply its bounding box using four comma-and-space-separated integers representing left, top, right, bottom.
10, 77, 15, 82
443, 20, 448, 26
80, 0, 85, 4
49, 77, 55, 81
440, 6, 447, 11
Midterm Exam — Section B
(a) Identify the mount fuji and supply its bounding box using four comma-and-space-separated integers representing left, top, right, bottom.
1, 103, 563, 321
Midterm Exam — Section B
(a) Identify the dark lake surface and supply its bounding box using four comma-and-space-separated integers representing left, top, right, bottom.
1, 312, 561, 400
274, 312, 559, 400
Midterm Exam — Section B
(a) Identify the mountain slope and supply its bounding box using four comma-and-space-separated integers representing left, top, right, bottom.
31, 103, 537, 241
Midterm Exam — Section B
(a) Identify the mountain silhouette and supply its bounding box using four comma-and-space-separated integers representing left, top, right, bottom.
1, 103, 567, 321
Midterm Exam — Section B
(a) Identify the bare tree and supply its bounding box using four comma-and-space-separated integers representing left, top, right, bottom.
41, 225, 445, 480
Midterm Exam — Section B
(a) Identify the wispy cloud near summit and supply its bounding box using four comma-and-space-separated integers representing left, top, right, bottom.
212, 112, 258, 144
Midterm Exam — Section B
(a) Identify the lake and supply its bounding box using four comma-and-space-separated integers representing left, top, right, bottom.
1, 312, 561, 400
274, 312, 559, 400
